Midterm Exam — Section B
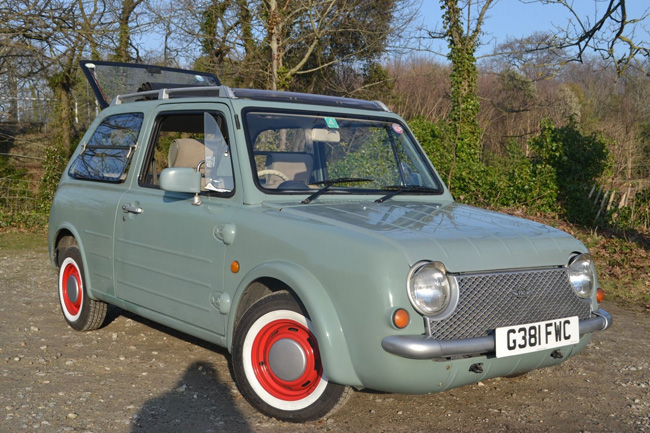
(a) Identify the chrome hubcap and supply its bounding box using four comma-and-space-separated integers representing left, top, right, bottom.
268, 338, 307, 382
67, 275, 79, 303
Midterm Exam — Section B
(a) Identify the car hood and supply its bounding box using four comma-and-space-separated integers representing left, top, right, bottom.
272, 201, 584, 273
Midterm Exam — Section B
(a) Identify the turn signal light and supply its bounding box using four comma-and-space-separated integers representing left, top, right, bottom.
230, 261, 240, 273
596, 287, 605, 303
392, 309, 410, 329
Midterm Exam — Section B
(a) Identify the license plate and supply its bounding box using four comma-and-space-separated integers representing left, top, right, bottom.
495, 316, 580, 358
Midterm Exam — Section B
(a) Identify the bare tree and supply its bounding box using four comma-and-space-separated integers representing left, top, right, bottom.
486, 32, 571, 81
0, 0, 112, 142
246, 0, 417, 91
151, 0, 416, 91
534, 0, 650, 76
0, 0, 61, 122
387, 56, 451, 121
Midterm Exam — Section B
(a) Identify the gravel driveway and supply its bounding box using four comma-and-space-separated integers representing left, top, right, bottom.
1, 247, 649, 432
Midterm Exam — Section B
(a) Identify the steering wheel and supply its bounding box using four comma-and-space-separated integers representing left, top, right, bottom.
257, 169, 290, 182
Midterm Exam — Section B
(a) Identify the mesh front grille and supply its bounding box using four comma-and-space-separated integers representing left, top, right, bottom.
427, 268, 592, 340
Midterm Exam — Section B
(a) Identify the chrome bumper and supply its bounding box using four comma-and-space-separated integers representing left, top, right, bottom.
381, 309, 612, 360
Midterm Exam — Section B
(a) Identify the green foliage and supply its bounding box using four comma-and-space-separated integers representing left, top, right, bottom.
0, 157, 38, 227
0, 155, 27, 179
0, 211, 48, 230
355, 63, 395, 102
410, 116, 610, 224
200, 1, 229, 59
409, 116, 493, 204
38, 137, 76, 212
636, 123, 650, 180
285, 0, 398, 93
275, 66, 292, 91
614, 189, 650, 231
488, 141, 558, 212
528, 118, 610, 224
327, 129, 400, 188
408, 117, 452, 178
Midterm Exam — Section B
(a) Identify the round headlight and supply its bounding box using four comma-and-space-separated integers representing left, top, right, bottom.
408, 262, 453, 316
568, 253, 595, 298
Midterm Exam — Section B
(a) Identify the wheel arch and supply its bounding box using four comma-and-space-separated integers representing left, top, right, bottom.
50, 224, 84, 266
228, 261, 362, 388
53, 228, 77, 266
49, 224, 100, 301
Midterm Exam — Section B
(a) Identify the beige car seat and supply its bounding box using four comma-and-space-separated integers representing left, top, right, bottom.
264, 153, 314, 187
168, 138, 206, 189
168, 138, 205, 169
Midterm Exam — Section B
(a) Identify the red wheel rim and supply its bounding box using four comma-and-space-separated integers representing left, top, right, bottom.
251, 318, 323, 401
62, 262, 82, 316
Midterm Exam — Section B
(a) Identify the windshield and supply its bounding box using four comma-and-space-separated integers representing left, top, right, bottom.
245, 111, 442, 197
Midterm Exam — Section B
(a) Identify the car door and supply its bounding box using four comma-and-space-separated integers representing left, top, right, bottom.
113, 104, 235, 336
58, 111, 144, 296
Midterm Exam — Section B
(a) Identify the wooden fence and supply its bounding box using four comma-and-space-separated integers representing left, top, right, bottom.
590, 184, 650, 230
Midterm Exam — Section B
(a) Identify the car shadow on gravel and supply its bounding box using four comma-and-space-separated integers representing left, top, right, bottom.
132, 360, 253, 432
105, 310, 254, 432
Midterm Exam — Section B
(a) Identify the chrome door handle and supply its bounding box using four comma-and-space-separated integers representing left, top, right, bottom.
122, 204, 142, 214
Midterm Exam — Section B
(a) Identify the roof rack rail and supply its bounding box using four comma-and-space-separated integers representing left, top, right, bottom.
113, 85, 235, 105
112, 84, 391, 113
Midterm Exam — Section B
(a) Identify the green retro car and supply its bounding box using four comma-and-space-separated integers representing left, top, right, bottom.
48, 61, 611, 422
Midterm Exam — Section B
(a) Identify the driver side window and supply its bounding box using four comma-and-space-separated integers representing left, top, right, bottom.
140, 112, 233, 193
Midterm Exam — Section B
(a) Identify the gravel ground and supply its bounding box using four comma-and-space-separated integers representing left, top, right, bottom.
1, 247, 649, 432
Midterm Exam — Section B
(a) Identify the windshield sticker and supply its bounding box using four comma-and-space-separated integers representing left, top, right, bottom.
392, 123, 403, 134
324, 117, 339, 129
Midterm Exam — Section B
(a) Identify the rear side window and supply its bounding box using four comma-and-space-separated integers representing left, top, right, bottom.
68, 112, 144, 182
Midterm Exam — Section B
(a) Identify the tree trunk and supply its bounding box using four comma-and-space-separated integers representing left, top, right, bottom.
116, 0, 143, 62
8, 67, 18, 123
57, 74, 73, 150
268, 0, 282, 91
237, 0, 256, 87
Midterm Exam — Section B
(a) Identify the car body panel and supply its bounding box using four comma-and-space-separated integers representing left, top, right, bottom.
271, 201, 585, 272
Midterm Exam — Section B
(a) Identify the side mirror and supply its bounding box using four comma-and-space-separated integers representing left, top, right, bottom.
160, 167, 201, 194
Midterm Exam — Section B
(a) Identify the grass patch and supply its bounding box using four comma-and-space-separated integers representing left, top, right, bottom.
0, 229, 48, 251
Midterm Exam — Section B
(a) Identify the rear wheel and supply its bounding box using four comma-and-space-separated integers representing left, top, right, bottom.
57, 243, 107, 331
232, 292, 351, 422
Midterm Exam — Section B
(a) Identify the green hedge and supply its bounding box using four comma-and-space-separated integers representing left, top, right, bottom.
409, 117, 610, 226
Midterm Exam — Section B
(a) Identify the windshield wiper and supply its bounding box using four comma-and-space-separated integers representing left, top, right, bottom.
374, 185, 438, 203
301, 178, 374, 204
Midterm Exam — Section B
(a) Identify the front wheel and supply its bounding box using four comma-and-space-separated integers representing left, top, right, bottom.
232, 292, 351, 422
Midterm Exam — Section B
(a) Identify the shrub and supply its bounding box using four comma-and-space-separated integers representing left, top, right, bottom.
528, 119, 610, 225
38, 136, 78, 212
409, 117, 610, 226
488, 141, 557, 213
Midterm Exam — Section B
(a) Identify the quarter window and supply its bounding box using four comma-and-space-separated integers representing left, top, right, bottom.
68, 112, 144, 182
